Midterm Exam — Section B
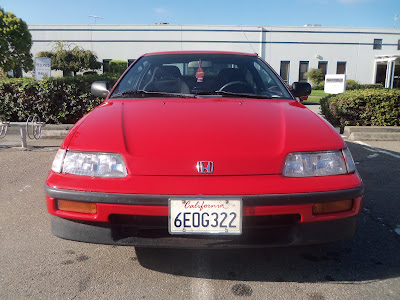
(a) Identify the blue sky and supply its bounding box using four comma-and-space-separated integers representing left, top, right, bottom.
1, 0, 399, 28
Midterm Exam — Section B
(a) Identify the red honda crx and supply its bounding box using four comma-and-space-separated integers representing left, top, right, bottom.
46, 51, 363, 248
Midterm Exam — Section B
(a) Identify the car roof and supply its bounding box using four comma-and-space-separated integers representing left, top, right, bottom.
142, 51, 259, 57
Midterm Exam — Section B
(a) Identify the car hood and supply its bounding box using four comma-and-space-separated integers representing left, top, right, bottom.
66, 98, 344, 176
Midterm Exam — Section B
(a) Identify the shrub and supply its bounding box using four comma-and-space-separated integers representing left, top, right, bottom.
346, 80, 361, 90
313, 82, 325, 90
109, 60, 128, 75
0, 74, 120, 124
311, 82, 384, 91
306, 68, 324, 85
320, 89, 400, 129
319, 94, 336, 123
361, 83, 384, 89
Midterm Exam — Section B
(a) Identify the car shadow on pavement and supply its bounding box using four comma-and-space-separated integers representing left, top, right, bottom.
135, 141, 400, 283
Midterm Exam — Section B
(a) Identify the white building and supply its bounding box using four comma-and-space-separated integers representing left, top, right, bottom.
29, 24, 400, 88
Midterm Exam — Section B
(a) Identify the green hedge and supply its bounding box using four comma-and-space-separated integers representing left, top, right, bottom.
320, 89, 400, 128
313, 80, 384, 91
361, 83, 385, 89
0, 74, 120, 124
312, 82, 325, 90
110, 60, 128, 75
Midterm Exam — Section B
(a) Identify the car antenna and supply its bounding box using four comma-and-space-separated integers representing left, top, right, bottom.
241, 28, 257, 55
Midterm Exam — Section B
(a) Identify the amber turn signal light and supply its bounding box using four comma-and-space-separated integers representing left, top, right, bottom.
312, 199, 353, 215
56, 199, 97, 214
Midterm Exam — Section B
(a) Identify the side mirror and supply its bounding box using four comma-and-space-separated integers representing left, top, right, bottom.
291, 82, 312, 97
91, 81, 111, 98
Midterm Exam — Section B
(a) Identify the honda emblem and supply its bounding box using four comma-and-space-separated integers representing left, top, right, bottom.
197, 161, 214, 174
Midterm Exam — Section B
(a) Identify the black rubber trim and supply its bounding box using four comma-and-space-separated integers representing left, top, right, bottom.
51, 215, 358, 248
45, 185, 364, 206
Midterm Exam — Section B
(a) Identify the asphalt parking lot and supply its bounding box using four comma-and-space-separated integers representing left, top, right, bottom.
0, 135, 399, 299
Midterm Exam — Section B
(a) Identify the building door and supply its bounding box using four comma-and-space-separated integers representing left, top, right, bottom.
394, 65, 400, 88
375, 64, 387, 85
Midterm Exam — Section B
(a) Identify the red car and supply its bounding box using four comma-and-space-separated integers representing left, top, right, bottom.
46, 51, 363, 248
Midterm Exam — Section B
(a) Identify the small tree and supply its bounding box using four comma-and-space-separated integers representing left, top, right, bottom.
37, 41, 101, 76
306, 68, 324, 85
0, 7, 33, 74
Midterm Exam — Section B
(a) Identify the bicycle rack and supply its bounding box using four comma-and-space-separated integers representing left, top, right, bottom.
0, 117, 10, 139
0, 115, 46, 148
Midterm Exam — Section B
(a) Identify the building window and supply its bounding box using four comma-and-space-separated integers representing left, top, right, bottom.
337, 62, 346, 74
373, 39, 382, 50
128, 59, 136, 66
103, 59, 111, 73
299, 61, 309, 82
398, 40, 400, 50
318, 61, 328, 78
280, 61, 290, 84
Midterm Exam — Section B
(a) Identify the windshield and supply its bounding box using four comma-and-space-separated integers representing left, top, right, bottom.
110, 53, 293, 99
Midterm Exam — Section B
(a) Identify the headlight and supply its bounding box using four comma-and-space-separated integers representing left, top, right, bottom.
342, 147, 356, 174
51, 149, 127, 178
283, 149, 356, 177
52, 149, 66, 173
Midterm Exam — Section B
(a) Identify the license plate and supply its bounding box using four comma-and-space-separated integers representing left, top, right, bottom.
168, 198, 242, 235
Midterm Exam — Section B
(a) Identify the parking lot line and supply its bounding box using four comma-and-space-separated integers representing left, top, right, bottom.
354, 141, 400, 159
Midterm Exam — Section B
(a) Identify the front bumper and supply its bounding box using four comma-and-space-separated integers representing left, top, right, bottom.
51, 215, 358, 248
46, 185, 363, 248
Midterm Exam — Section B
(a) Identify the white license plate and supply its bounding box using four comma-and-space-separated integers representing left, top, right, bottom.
168, 198, 242, 235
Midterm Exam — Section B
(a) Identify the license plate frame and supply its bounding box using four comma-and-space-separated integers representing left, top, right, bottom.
168, 198, 242, 235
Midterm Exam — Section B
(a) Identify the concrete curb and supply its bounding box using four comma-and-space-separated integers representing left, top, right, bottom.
40, 124, 74, 139
303, 106, 400, 142
343, 126, 400, 141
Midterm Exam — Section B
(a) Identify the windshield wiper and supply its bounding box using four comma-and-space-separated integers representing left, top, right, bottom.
194, 91, 283, 99
110, 89, 284, 99
110, 90, 196, 99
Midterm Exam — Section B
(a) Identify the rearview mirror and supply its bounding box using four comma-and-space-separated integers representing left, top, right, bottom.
91, 81, 111, 98
188, 61, 213, 68
291, 82, 312, 97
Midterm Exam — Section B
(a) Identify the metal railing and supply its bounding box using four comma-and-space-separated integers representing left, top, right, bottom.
0, 115, 46, 148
